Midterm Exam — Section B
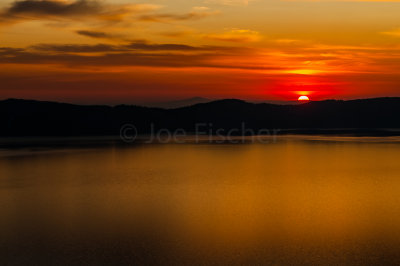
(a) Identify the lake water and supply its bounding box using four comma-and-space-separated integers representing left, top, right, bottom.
1, 136, 400, 265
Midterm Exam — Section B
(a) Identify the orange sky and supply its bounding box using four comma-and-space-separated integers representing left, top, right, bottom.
1, 0, 400, 103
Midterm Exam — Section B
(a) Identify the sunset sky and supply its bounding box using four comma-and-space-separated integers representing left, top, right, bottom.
1, 0, 400, 104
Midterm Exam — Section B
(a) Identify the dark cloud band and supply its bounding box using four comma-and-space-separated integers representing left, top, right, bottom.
0, 42, 276, 71
4, 0, 101, 17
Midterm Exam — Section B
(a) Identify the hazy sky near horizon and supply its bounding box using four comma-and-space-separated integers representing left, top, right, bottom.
1, 0, 400, 103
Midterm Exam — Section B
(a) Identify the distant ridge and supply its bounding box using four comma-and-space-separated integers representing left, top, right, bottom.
138, 97, 211, 109
1, 97, 400, 136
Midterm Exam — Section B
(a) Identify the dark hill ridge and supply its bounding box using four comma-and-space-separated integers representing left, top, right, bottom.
1, 97, 400, 136
141, 97, 211, 109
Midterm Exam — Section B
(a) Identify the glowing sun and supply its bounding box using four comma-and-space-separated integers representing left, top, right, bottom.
298, 95, 310, 101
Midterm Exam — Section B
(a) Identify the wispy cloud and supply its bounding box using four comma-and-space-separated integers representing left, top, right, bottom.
4, 0, 102, 17
0, 0, 161, 24
28, 41, 245, 53
75, 30, 124, 40
158, 31, 193, 38
138, 7, 218, 22
381, 28, 400, 37
2, 38, 399, 77
0, 41, 270, 71
204, 0, 255, 6
30, 43, 125, 53
204, 29, 260, 43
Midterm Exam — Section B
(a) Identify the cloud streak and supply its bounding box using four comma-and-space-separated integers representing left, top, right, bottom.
28, 41, 246, 53
5, 0, 101, 16
204, 0, 255, 6
76, 30, 123, 40
204, 29, 260, 43
381, 28, 400, 37
0, 41, 276, 71
0, 0, 160, 24
138, 7, 218, 22
0, 0, 215, 27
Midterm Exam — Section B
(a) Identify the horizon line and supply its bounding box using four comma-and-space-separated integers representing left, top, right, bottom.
2, 96, 400, 109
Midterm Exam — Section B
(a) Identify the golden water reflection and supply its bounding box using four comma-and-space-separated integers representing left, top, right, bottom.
1, 136, 400, 264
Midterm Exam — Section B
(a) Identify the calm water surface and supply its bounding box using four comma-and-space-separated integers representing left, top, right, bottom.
1, 136, 400, 265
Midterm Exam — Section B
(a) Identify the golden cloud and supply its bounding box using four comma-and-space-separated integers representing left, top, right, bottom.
204, 29, 261, 43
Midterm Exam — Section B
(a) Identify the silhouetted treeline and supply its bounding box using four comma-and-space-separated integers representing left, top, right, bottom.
1, 98, 400, 136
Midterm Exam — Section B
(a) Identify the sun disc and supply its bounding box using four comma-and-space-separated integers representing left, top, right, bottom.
298, 96, 310, 101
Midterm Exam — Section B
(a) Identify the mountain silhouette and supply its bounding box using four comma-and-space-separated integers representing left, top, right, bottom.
1, 97, 400, 137
140, 97, 211, 109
